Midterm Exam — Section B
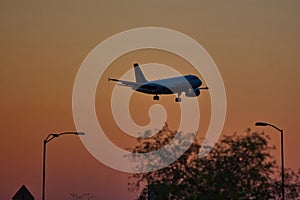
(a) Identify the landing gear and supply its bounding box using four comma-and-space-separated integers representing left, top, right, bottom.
175, 97, 181, 102
153, 95, 159, 101
175, 92, 182, 102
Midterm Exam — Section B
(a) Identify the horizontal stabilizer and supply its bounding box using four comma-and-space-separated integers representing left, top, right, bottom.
199, 86, 209, 90
108, 78, 119, 82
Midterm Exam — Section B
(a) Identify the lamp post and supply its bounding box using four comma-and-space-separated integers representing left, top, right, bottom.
255, 122, 284, 200
42, 132, 85, 200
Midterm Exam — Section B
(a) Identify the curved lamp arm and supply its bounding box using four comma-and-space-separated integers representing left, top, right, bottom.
45, 132, 85, 143
255, 122, 282, 132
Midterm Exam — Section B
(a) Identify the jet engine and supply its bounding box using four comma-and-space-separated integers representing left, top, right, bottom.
185, 88, 200, 97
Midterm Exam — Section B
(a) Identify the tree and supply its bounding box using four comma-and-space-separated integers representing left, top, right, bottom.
128, 125, 300, 199
70, 193, 95, 200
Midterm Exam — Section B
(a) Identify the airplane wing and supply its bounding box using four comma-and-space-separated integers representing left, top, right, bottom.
108, 78, 142, 89
108, 78, 169, 94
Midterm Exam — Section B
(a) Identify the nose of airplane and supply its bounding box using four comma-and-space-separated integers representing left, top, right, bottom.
196, 77, 202, 87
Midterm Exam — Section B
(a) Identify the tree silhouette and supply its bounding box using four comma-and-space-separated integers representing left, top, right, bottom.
70, 193, 95, 200
128, 125, 300, 199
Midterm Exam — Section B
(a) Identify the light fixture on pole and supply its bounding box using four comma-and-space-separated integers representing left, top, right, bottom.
255, 121, 284, 200
42, 132, 85, 200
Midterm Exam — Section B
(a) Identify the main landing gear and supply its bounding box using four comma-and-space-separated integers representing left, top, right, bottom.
153, 95, 160, 101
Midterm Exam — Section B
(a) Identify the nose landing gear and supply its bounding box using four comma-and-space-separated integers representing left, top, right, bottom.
153, 95, 159, 101
175, 97, 181, 102
175, 92, 182, 102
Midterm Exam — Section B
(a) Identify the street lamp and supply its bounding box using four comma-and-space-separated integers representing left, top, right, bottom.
255, 121, 284, 200
42, 132, 85, 200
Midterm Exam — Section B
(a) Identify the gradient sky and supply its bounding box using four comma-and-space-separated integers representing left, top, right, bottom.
1, 0, 299, 199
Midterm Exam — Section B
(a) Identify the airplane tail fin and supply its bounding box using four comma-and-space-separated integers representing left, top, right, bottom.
134, 63, 147, 83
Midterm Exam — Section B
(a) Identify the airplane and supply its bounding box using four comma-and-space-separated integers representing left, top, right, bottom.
108, 63, 208, 102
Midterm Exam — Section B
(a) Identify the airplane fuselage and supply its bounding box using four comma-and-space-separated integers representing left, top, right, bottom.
135, 75, 202, 95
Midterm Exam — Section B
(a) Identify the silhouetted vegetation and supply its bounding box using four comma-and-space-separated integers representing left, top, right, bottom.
70, 193, 95, 200
128, 125, 300, 199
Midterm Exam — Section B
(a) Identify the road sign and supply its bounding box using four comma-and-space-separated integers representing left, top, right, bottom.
12, 185, 34, 200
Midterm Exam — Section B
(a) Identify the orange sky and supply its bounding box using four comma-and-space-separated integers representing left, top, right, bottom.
0, 0, 299, 199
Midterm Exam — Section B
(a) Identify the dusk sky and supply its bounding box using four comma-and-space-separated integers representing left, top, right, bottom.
1, 1, 299, 199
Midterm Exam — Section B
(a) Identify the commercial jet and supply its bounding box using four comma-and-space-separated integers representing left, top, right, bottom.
108, 63, 208, 102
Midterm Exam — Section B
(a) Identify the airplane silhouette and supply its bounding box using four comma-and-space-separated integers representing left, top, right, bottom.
108, 63, 208, 102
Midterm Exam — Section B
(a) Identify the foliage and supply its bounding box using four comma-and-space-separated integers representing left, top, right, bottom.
70, 193, 95, 200
128, 125, 300, 200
